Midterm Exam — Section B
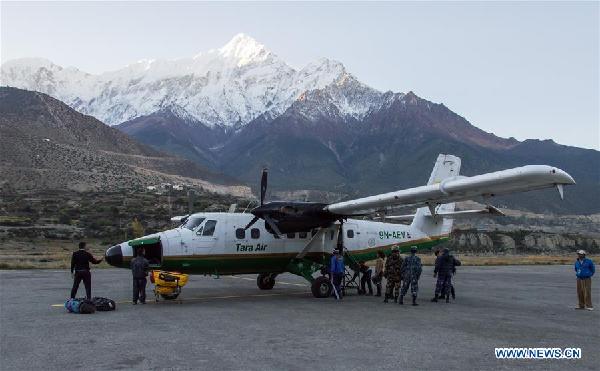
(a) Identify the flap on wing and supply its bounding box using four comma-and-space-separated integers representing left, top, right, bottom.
326, 165, 575, 215
386, 205, 505, 221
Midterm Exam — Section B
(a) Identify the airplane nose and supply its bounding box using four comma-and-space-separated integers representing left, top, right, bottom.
105, 245, 123, 267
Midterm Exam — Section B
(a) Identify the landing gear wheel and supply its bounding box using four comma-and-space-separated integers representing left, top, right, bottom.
311, 276, 332, 298
257, 273, 276, 290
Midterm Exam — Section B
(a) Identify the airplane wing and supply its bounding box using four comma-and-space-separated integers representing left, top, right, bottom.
326, 164, 575, 215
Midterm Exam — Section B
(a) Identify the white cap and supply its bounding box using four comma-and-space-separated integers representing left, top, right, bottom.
577, 250, 586, 255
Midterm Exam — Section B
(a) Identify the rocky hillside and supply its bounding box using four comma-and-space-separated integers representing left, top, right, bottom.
0, 87, 250, 196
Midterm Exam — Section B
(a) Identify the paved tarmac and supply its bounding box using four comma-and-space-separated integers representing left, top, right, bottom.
0, 265, 598, 370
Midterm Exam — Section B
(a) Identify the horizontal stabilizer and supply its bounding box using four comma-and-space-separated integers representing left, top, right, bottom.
386, 205, 505, 221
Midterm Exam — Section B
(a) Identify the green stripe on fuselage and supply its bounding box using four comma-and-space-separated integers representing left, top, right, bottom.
115, 235, 449, 276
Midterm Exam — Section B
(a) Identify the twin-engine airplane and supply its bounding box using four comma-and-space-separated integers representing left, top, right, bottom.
105, 154, 575, 298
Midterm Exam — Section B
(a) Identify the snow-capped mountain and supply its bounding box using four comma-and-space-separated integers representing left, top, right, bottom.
1, 33, 384, 127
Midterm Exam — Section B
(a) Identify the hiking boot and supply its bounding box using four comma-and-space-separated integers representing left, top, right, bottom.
132, 301, 138, 305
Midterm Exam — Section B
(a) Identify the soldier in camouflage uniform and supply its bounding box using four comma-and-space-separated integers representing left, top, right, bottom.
399, 246, 422, 306
383, 248, 403, 303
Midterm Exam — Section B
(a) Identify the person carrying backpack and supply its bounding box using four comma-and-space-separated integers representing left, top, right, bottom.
131, 247, 150, 304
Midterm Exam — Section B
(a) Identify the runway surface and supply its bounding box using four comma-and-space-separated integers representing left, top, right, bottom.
1, 266, 598, 370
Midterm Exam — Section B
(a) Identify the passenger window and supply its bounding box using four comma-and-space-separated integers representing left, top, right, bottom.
347, 230, 354, 238
251, 228, 260, 239
236, 228, 245, 239
299, 232, 307, 239
202, 220, 217, 236
286, 233, 295, 239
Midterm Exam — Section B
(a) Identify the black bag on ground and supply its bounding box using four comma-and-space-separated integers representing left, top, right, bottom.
77, 298, 96, 314
91, 297, 116, 311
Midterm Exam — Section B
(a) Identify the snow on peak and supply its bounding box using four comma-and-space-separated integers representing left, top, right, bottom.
218, 33, 270, 66
0, 33, 392, 127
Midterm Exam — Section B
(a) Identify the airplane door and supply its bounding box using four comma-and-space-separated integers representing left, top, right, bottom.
344, 223, 359, 250
190, 218, 221, 252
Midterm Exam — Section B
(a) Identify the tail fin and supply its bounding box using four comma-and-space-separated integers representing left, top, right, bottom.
411, 154, 461, 236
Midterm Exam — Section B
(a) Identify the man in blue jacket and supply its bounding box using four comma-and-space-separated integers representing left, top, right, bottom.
330, 250, 345, 300
575, 250, 595, 310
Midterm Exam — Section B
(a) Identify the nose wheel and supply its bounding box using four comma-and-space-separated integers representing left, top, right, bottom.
257, 273, 277, 290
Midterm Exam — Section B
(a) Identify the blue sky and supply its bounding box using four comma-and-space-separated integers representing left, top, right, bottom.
1, 1, 598, 149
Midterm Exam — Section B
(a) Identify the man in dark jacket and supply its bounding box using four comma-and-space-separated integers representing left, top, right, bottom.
432, 248, 454, 303
358, 261, 373, 295
449, 254, 461, 300
70, 242, 103, 299
131, 247, 150, 304
575, 250, 595, 310
399, 246, 422, 306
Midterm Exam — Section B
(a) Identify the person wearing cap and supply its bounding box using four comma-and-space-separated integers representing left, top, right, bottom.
330, 249, 345, 299
399, 246, 422, 305
383, 248, 403, 303
575, 250, 595, 310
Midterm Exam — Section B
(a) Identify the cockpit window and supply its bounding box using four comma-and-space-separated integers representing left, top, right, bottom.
202, 220, 217, 236
183, 216, 205, 231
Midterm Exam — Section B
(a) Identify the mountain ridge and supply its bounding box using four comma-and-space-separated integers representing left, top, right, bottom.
0, 87, 250, 196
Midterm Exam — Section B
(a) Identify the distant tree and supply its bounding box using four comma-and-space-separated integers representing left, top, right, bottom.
131, 217, 145, 238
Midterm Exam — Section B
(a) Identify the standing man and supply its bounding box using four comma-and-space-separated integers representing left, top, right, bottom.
575, 250, 595, 310
432, 248, 454, 303
131, 247, 150, 305
383, 248, 403, 303
358, 261, 373, 296
450, 254, 461, 300
399, 246, 422, 306
373, 251, 385, 297
330, 250, 345, 300
70, 241, 103, 300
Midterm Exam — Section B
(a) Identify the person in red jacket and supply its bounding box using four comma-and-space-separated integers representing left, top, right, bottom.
70, 242, 103, 299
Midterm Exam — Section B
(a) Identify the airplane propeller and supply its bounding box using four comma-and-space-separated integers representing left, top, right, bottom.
244, 168, 270, 231
242, 168, 344, 236
260, 168, 267, 206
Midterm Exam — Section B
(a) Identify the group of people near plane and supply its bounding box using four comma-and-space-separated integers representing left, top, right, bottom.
329, 246, 461, 305
69, 241, 594, 311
